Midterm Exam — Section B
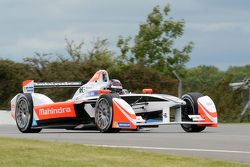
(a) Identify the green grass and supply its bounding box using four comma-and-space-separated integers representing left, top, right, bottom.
0, 137, 249, 167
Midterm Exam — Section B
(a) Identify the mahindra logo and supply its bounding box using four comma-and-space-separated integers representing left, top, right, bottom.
39, 107, 71, 115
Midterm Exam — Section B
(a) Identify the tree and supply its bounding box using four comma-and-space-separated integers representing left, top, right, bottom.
65, 38, 84, 62
210, 74, 242, 122
184, 65, 223, 93
117, 5, 193, 74
227, 65, 250, 82
82, 39, 115, 76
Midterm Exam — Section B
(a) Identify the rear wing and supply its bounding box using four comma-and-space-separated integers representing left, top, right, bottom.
22, 70, 110, 93
22, 80, 84, 93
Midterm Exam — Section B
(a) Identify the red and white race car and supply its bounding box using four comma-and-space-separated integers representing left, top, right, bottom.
10, 70, 217, 133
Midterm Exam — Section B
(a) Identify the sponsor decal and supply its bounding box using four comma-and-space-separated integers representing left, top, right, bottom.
79, 87, 86, 93
24, 86, 34, 93
34, 102, 76, 120
118, 122, 130, 128
113, 122, 119, 128
79, 86, 94, 93
35, 82, 82, 87
188, 115, 205, 121
39, 107, 71, 116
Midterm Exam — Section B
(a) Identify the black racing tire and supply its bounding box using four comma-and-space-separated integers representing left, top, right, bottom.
95, 94, 121, 133
15, 93, 42, 133
181, 92, 206, 133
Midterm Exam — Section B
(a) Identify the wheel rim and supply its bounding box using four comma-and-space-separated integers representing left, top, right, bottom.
16, 98, 30, 129
182, 97, 194, 116
181, 96, 195, 128
96, 98, 112, 129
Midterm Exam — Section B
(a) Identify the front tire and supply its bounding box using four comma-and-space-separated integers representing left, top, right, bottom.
181, 92, 206, 132
95, 94, 120, 133
15, 93, 42, 133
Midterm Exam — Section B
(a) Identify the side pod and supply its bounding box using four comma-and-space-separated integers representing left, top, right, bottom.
112, 98, 137, 129
197, 96, 218, 127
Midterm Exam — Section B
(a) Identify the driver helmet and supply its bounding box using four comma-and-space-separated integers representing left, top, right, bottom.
107, 79, 123, 94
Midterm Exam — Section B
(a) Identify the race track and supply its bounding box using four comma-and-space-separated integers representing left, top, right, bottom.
0, 124, 250, 164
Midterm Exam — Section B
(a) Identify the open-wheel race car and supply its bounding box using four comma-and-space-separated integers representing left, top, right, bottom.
10, 70, 218, 133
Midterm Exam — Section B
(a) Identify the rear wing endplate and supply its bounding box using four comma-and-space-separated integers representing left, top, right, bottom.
22, 80, 84, 93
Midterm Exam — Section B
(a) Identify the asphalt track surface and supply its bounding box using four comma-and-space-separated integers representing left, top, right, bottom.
0, 124, 250, 164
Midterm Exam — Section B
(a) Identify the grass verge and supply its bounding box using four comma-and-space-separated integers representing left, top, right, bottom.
0, 137, 249, 167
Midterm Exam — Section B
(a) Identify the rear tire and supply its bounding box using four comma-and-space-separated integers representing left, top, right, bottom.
95, 94, 121, 133
15, 93, 42, 133
181, 92, 206, 132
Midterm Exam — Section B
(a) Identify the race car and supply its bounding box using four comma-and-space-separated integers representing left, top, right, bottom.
10, 70, 218, 133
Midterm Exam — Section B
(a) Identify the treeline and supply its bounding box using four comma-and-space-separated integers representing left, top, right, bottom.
0, 4, 249, 122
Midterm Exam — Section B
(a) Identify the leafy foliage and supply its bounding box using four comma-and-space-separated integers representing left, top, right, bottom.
184, 65, 223, 93
227, 65, 250, 82
117, 5, 193, 75
0, 60, 35, 108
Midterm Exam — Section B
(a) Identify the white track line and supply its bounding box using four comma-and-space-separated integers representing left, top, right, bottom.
86, 144, 250, 154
